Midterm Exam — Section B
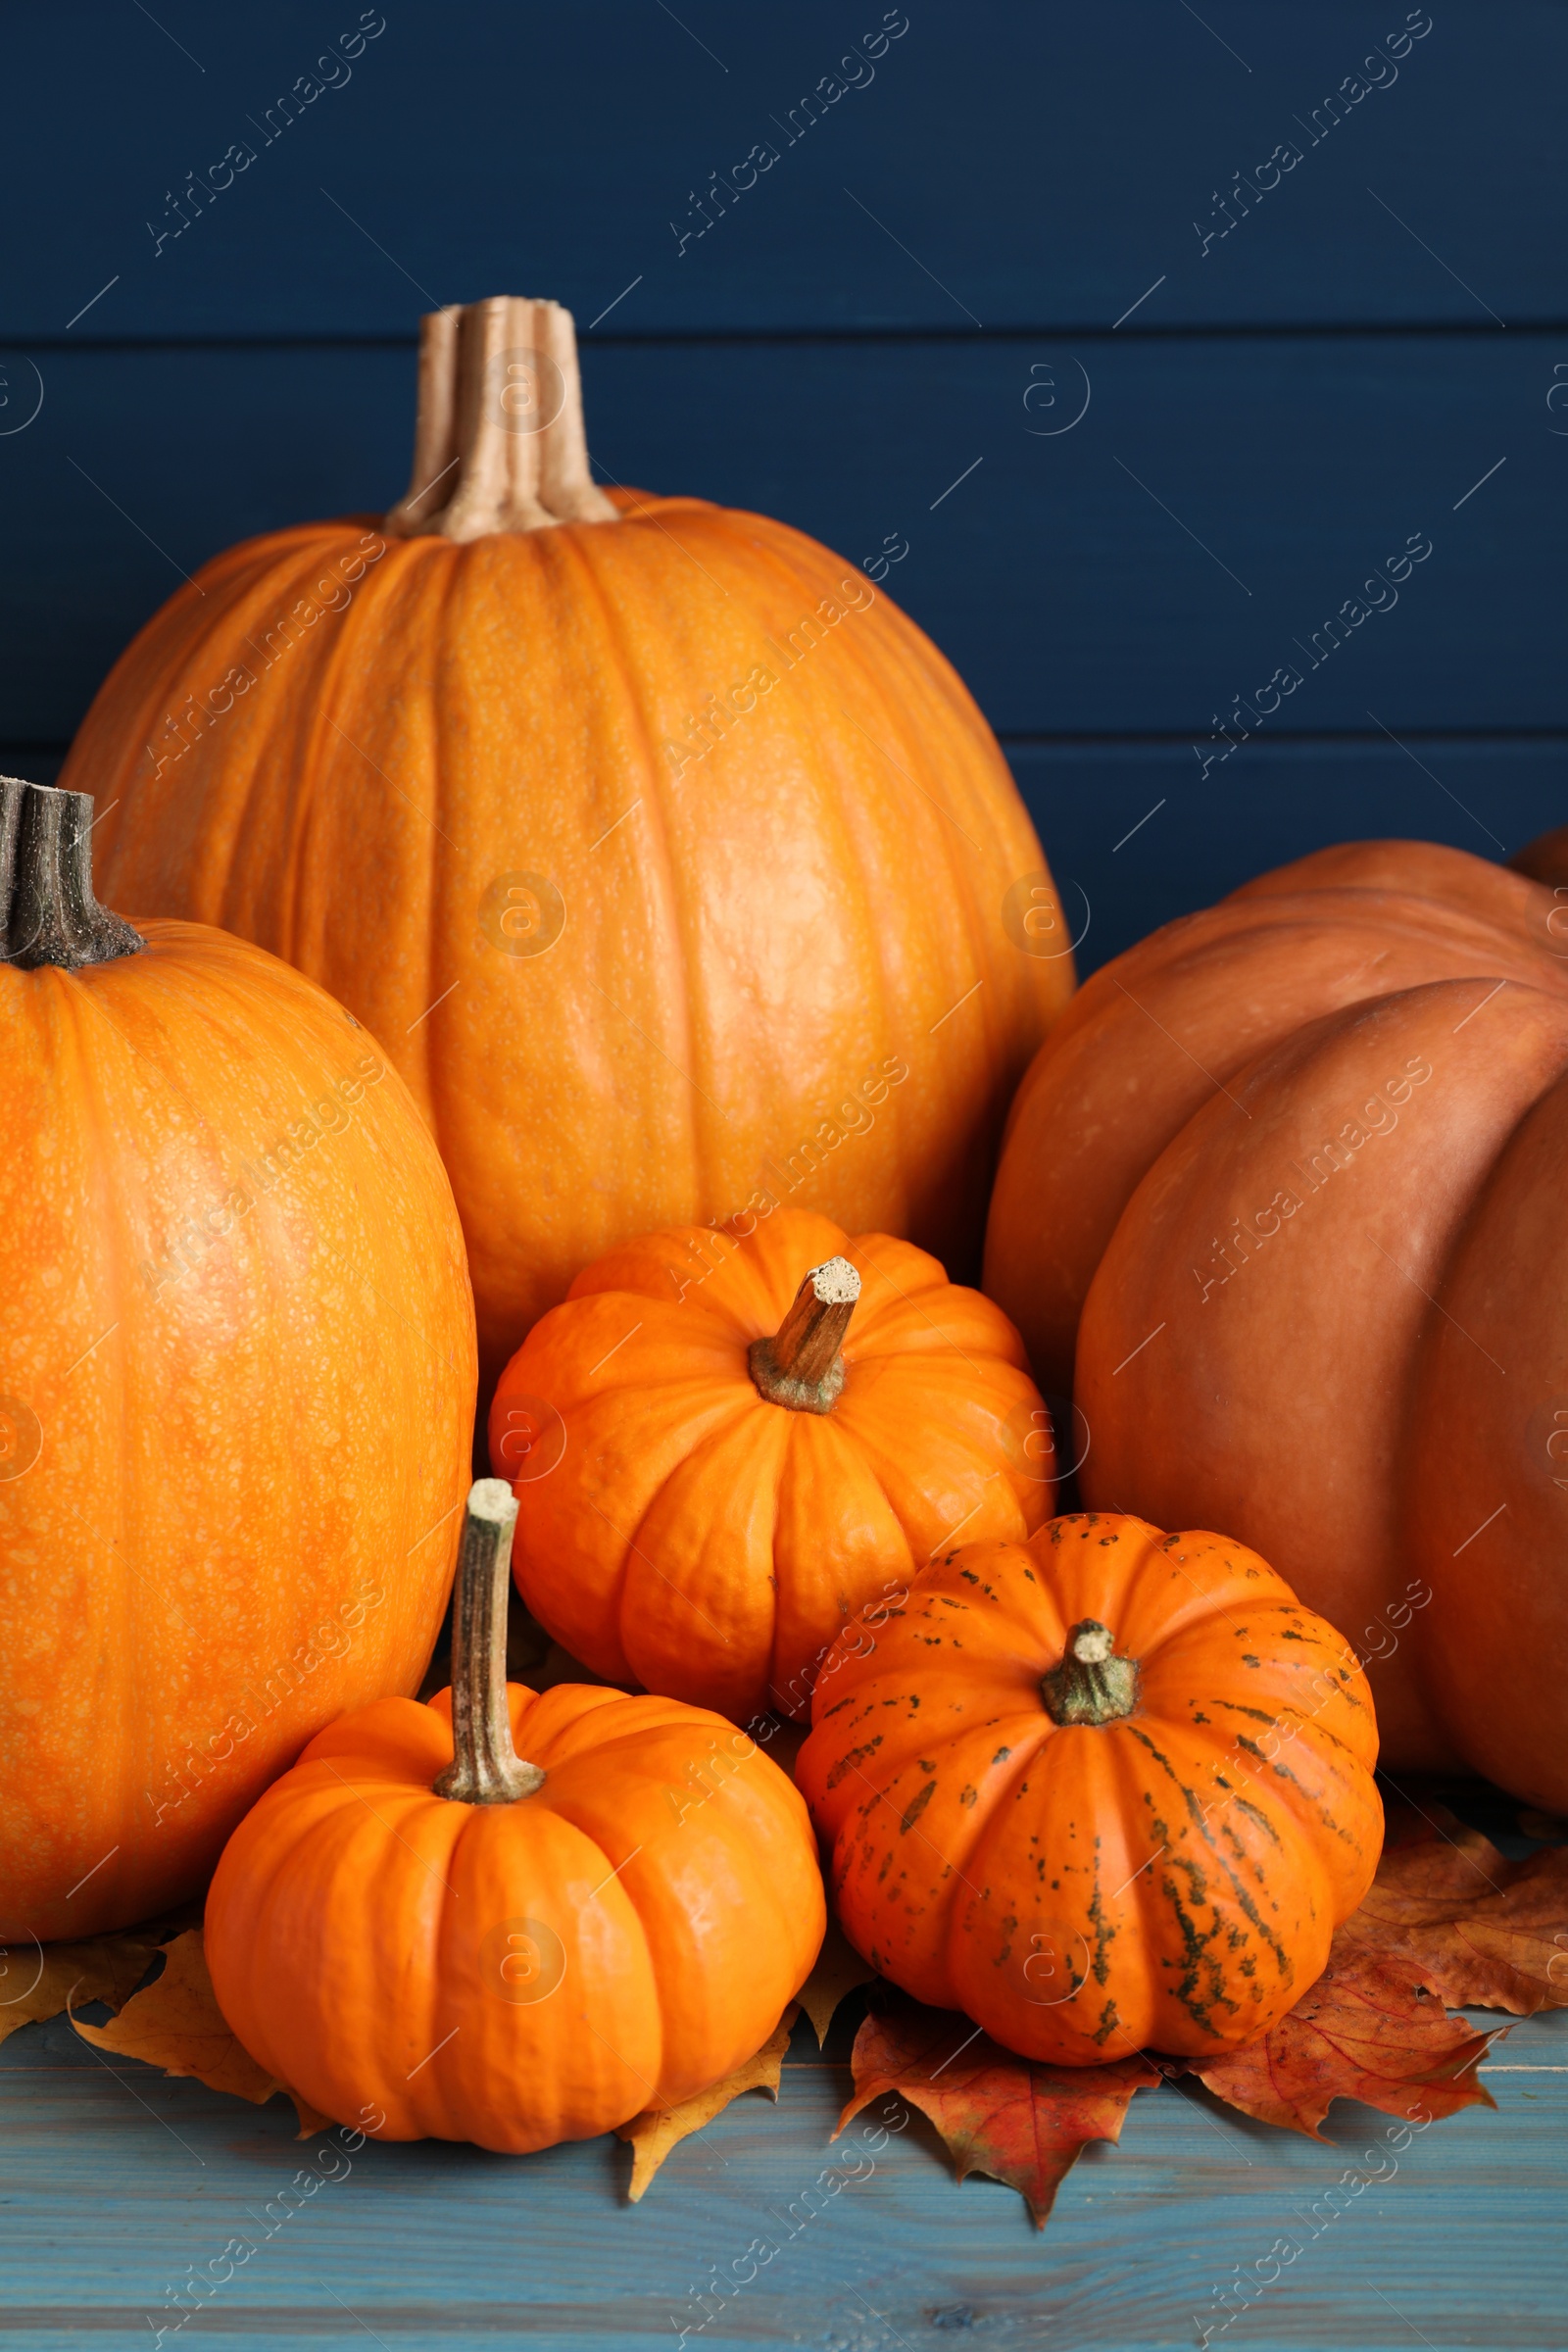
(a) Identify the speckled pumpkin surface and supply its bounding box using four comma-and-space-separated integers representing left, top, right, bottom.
796, 1512, 1382, 2065
0, 916, 475, 1941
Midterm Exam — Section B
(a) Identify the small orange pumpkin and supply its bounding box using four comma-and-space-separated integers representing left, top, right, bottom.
488, 1207, 1054, 1723
797, 1512, 1381, 2065
206, 1481, 824, 2151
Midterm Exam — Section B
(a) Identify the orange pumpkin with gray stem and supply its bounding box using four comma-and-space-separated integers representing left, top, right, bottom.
74, 295, 1074, 1396
0, 774, 474, 1941
489, 1207, 1055, 1723
205, 1480, 824, 2151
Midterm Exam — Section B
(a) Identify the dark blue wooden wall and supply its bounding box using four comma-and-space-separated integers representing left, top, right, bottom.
3, 0, 1563, 970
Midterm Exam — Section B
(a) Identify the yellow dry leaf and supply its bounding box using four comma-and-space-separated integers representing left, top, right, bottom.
74, 1928, 278, 2102
286, 2088, 334, 2139
796, 1916, 877, 2046
71, 1927, 333, 2137
614, 2006, 797, 2201
0, 1931, 162, 2049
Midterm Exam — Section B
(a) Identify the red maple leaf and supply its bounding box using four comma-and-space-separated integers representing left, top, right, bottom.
1184, 1945, 1495, 2139
836, 1987, 1159, 2226
1337, 1802, 1568, 2014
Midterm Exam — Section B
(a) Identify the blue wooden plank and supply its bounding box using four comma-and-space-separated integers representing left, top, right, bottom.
1006, 735, 1568, 973
1, 1990, 1564, 2347
1, 2, 1562, 341
0, 333, 1561, 744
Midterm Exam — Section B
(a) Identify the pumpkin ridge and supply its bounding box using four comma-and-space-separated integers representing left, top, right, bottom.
615, 1396, 791, 1710
543, 1297, 757, 1397
227, 1772, 471, 2107
1121, 1724, 1299, 1997
279, 542, 415, 964
531, 517, 691, 1138
767, 1412, 915, 1714
562, 1265, 766, 1343
1226, 1730, 1363, 1850
209, 532, 411, 957
558, 517, 709, 1189
410, 536, 472, 1119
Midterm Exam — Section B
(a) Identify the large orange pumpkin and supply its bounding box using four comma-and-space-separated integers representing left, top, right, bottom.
489, 1206, 1054, 1723
206, 1482, 824, 2151
984, 837, 1568, 1799
0, 774, 475, 1941
797, 1512, 1381, 2065
69, 295, 1073, 1393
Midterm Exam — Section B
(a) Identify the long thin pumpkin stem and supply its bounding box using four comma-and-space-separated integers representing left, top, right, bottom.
748, 1256, 860, 1415
434, 1479, 545, 1803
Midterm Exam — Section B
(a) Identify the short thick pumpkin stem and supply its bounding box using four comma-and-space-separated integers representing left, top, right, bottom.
434, 1480, 546, 1804
749, 1257, 860, 1415
1041, 1620, 1140, 1728
385, 296, 618, 541
0, 777, 142, 971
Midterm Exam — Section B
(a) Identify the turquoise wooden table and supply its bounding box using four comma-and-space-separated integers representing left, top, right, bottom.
3, 1787, 1563, 2352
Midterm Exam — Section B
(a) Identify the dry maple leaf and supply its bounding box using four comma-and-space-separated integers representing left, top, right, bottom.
614, 2006, 797, 2200
795, 1917, 877, 2047
1186, 1945, 1495, 2139
1336, 1805, 1568, 2014
1183, 1799, 1568, 2138
837, 1987, 1160, 2227
0, 1932, 163, 2050
0, 1900, 201, 2050
73, 1929, 328, 2136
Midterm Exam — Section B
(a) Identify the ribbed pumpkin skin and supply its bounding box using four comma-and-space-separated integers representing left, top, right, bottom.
1074, 974, 1568, 1788
984, 840, 1568, 1795
798, 1514, 1381, 2066
985, 840, 1568, 1398
0, 921, 475, 1941
489, 1208, 1054, 1724
205, 1682, 824, 2151
75, 492, 1071, 1392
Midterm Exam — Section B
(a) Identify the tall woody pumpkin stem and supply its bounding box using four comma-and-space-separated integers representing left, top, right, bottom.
434, 1480, 546, 1803
0, 777, 142, 972
385, 296, 618, 542
749, 1257, 861, 1416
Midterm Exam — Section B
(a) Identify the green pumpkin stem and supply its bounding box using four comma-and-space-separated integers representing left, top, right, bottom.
748, 1256, 860, 1415
1041, 1620, 1140, 1728
0, 777, 142, 972
434, 1480, 545, 1803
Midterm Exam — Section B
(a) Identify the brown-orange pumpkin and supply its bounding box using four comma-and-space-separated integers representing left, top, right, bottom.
0, 775, 474, 1941
71, 295, 1073, 1395
984, 837, 1568, 1800
797, 1512, 1382, 2065
206, 1482, 824, 2151
489, 1206, 1055, 1723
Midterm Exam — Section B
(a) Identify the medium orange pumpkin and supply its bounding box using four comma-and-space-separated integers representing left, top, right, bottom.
0, 776, 475, 1941
488, 1207, 1055, 1723
206, 1481, 825, 2151
72, 295, 1073, 1395
984, 838, 1568, 1798
798, 1512, 1382, 2066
